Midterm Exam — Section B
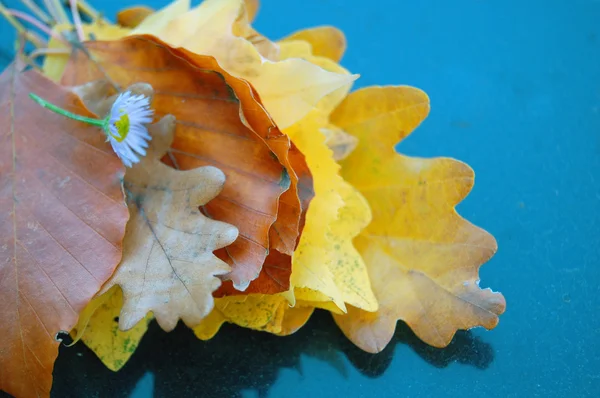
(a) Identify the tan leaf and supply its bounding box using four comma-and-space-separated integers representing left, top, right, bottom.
87, 86, 239, 331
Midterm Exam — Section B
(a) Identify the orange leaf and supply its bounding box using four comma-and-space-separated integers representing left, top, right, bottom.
331, 86, 506, 351
0, 66, 128, 397
61, 36, 308, 291
116, 6, 155, 28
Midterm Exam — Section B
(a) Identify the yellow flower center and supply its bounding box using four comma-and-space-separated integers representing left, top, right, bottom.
111, 112, 130, 142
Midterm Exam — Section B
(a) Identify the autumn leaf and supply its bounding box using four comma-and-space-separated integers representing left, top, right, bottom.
77, 84, 238, 331
117, 6, 156, 28
243, 0, 260, 22
0, 65, 128, 397
193, 294, 309, 339
278, 38, 358, 160
61, 35, 308, 292
284, 109, 378, 314
321, 125, 359, 161
281, 26, 347, 62
330, 86, 506, 351
276, 305, 315, 336
124, 0, 190, 34
72, 286, 152, 372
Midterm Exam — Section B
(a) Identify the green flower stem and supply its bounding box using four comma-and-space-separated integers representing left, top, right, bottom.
29, 93, 106, 127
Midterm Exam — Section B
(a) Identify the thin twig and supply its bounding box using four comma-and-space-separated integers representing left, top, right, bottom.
23, 29, 47, 48
0, 3, 47, 48
69, 0, 85, 42
7, 9, 69, 45
72, 0, 106, 22
49, 0, 69, 24
41, 0, 60, 23
19, 0, 52, 25
29, 47, 70, 60
0, 1, 26, 35
16, 33, 42, 70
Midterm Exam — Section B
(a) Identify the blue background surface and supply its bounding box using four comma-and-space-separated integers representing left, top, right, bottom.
1, 0, 599, 397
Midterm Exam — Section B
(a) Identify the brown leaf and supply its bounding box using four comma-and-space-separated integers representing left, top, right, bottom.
0, 65, 128, 397
215, 141, 314, 296
61, 35, 310, 292
117, 6, 155, 28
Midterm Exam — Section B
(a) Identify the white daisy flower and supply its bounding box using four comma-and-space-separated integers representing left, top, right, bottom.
104, 91, 154, 167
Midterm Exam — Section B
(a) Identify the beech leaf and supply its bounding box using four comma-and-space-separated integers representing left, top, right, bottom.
0, 66, 128, 398
331, 86, 506, 351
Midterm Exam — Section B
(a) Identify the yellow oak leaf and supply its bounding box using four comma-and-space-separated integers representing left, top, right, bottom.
278, 39, 358, 160
127, 0, 190, 33
72, 286, 152, 372
281, 26, 347, 62
192, 309, 227, 340
78, 83, 239, 332
330, 86, 506, 351
192, 294, 317, 339
275, 304, 315, 336
284, 110, 377, 313
215, 295, 288, 332
192, 294, 288, 339
277, 39, 352, 115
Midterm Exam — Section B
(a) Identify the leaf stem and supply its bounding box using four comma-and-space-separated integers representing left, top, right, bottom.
29, 93, 106, 127
0, 1, 26, 35
47, 0, 69, 24
72, 0, 105, 22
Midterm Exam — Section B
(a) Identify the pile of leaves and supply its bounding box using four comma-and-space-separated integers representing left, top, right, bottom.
0, 0, 506, 397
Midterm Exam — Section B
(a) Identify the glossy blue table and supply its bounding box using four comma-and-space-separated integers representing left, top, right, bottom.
1, 0, 598, 396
